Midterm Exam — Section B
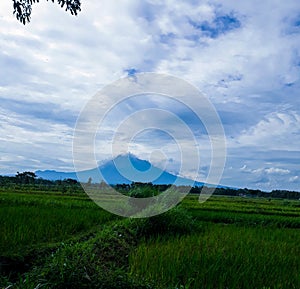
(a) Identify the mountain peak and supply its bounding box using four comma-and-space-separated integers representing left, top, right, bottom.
35, 153, 206, 187
100, 153, 152, 173
113, 152, 142, 161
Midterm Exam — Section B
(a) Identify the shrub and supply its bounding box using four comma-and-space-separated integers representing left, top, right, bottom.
14, 221, 154, 289
134, 205, 196, 238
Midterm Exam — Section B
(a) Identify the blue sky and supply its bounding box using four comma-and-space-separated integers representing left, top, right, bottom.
0, 0, 300, 191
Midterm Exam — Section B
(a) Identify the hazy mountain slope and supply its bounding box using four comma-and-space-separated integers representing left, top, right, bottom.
36, 153, 204, 186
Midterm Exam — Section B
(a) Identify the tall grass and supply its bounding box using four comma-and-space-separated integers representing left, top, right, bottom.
130, 223, 300, 289
0, 191, 115, 257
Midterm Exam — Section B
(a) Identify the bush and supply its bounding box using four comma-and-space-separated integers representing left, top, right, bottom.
14, 221, 155, 289
135, 205, 196, 238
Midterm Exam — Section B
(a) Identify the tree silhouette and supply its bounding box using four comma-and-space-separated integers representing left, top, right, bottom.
16, 171, 37, 184
13, 0, 81, 25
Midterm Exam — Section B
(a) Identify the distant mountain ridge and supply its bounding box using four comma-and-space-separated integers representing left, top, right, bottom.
35, 153, 207, 186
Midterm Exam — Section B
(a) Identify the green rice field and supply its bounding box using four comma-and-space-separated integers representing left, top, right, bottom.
0, 188, 299, 289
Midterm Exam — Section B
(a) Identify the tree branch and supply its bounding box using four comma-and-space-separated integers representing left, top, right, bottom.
12, 0, 81, 24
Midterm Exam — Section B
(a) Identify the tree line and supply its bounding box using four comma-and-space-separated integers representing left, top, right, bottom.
190, 186, 300, 200
0, 172, 82, 194
0, 172, 300, 200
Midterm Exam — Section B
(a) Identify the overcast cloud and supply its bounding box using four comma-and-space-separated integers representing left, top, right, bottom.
0, 0, 299, 191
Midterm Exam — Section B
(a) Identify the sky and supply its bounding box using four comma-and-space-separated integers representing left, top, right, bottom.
0, 0, 300, 191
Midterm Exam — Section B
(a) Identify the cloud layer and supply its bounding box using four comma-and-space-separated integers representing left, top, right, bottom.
0, 0, 300, 190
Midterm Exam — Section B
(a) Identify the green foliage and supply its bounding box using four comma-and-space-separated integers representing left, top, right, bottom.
10, 221, 155, 289
12, 0, 81, 24
15, 171, 36, 184
129, 186, 158, 199
135, 205, 196, 238
114, 182, 171, 196
190, 185, 300, 200
0, 176, 83, 195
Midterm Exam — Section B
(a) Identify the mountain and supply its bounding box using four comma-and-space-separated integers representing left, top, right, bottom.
35, 170, 78, 181
35, 153, 205, 186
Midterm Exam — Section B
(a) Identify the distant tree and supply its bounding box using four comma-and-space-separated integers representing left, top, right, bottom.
0, 175, 17, 186
12, 0, 81, 25
16, 171, 37, 184
63, 178, 78, 185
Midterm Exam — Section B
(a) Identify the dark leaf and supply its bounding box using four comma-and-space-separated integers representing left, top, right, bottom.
12, 0, 81, 24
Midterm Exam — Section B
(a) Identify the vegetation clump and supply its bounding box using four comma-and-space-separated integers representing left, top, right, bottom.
1, 196, 196, 288
134, 205, 196, 238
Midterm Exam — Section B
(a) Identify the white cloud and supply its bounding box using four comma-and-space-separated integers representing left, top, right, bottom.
289, 176, 299, 183
240, 165, 290, 175
265, 168, 290, 175
234, 111, 300, 150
